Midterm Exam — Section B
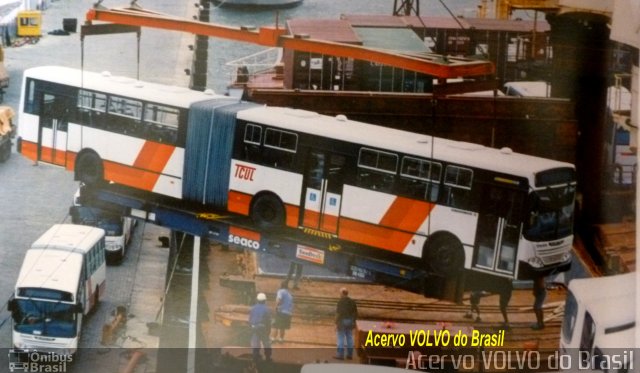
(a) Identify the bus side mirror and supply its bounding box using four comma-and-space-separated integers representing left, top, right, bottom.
8, 299, 20, 322
74, 303, 83, 313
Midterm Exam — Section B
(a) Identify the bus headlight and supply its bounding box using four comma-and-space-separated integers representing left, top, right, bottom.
106, 243, 123, 252
527, 256, 544, 268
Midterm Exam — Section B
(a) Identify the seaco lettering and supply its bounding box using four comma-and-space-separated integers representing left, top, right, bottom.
234, 164, 256, 181
228, 234, 260, 250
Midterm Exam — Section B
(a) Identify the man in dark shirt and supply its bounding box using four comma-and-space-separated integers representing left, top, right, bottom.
335, 287, 358, 360
249, 292, 272, 361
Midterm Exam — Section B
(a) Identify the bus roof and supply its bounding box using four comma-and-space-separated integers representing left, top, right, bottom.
31, 224, 105, 254
23, 66, 233, 108
568, 273, 636, 330
236, 106, 574, 187
15, 248, 83, 299
587, 297, 636, 333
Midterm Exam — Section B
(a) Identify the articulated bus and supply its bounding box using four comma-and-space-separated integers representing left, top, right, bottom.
9, 224, 106, 355
18, 66, 576, 282
560, 273, 636, 372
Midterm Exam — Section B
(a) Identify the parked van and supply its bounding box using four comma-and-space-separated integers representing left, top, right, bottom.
9, 224, 106, 355
560, 273, 636, 372
71, 185, 134, 263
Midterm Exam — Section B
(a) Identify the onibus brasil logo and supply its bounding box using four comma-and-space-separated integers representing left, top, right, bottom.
8, 349, 72, 372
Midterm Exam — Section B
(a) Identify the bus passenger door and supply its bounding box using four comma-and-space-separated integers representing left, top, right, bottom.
473, 186, 522, 275
38, 93, 71, 166
302, 151, 345, 234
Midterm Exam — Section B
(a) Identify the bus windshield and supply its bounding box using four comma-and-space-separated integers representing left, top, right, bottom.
13, 299, 77, 338
524, 183, 575, 241
72, 206, 122, 236
97, 216, 123, 236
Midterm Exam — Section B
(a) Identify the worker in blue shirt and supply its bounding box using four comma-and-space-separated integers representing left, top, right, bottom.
273, 280, 294, 343
249, 292, 272, 361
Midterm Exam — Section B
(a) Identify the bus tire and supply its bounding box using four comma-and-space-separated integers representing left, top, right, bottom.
424, 234, 464, 277
75, 151, 104, 186
250, 193, 285, 229
0, 141, 10, 162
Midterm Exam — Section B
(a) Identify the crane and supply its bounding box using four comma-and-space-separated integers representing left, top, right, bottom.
83, 5, 494, 80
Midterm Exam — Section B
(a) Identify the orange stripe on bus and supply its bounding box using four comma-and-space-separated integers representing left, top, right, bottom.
303, 210, 320, 227
66, 152, 77, 172
104, 161, 160, 192
228, 190, 252, 215
133, 141, 175, 173
379, 197, 435, 233
338, 218, 413, 253
20, 140, 38, 161
285, 205, 299, 228
320, 214, 338, 233
229, 226, 261, 241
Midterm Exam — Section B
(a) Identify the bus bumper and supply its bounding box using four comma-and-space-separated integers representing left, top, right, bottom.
517, 259, 572, 279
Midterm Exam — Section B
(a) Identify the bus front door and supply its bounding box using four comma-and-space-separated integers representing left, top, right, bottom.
301, 151, 346, 235
473, 186, 522, 275
38, 93, 71, 166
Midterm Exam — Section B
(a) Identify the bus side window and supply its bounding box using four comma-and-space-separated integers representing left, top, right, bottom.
144, 104, 179, 144
263, 128, 297, 170
357, 148, 398, 192
243, 123, 262, 162
399, 157, 441, 202
107, 95, 143, 137
443, 165, 473, 209
357, 168, 395, 192
579, 312, 596, 364
24, 79, 39, 114
78, 90, 107, 129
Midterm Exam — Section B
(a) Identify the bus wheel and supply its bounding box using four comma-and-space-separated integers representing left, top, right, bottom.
425, 235, 464, 277
250, 194, 285, 229
0, 141, 10, 162
76, 152, 103, 186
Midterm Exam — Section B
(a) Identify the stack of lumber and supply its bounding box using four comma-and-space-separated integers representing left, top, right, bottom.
592, 222, 636, 274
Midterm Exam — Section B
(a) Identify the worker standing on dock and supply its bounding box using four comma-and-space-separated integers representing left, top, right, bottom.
335, 287, 358, 360
272, 281, 294, 343
499, 280, 513, 331
531, 276, 546, 330
249, 293, 273, 362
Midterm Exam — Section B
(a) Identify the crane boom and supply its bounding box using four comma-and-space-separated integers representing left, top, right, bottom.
85, 6, 494, 79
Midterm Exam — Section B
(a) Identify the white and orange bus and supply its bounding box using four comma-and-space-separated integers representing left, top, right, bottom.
17, 66, 576, 280
9, 224, 106, 355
